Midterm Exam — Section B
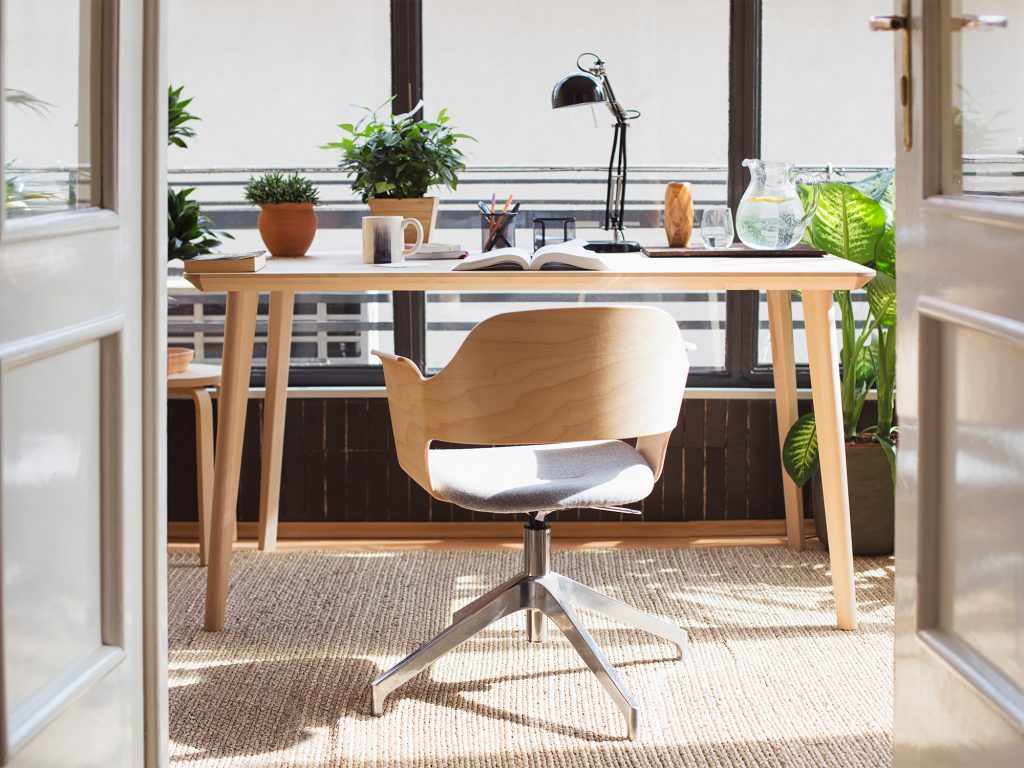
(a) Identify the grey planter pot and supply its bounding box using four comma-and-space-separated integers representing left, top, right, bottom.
812, 442, 894, 556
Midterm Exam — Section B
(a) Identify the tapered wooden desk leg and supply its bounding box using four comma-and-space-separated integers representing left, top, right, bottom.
191, 387, 215, 566
802, 290, 858, 631
204, 290, 258, 631
257, 291, 294, 552
766, 290, 806, 551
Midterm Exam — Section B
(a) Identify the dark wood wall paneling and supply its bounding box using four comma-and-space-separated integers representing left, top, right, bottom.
166, 396, 881, 525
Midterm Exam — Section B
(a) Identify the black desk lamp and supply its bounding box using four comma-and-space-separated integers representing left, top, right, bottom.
551, 52, 642, 253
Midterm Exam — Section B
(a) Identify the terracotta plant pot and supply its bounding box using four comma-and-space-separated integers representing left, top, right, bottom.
368, 197, 439, 243
167, 346, 194, 374
812, 441, 894, 556
257, 202, 317, 257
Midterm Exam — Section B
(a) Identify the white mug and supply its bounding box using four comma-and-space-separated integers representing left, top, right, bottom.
362, 216, 424, 264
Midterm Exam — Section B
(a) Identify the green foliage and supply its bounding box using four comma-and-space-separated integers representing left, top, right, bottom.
866, 271, 896, 328
167, 187, 231, 261
785, 171, 898, 487
165, 85, 231, 261
168, 85, 200, 149
852, 167, 894, 202
322, 99, 473, 202
805, 182, 886, 265
782, 413, 820, 488
243, 172, 320, 205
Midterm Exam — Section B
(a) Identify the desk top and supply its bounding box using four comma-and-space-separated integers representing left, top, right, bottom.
184, 251, 874, 293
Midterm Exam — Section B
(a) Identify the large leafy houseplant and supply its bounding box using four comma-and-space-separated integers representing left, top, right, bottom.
783, 170, 897, 489
166, 84, 229, 261
168, 186, 225, 260
322, 99, 472, 242
322, 99, 472, 201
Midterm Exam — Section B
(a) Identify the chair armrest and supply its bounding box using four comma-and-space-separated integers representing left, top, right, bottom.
636, 431, 673, 481
371, 350, 437, 495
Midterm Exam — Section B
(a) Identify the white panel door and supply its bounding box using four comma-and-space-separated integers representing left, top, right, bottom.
893, 1, 1024, 766
0, 1, 163, 766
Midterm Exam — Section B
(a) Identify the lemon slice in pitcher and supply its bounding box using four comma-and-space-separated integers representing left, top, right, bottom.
747, 196, 791, 203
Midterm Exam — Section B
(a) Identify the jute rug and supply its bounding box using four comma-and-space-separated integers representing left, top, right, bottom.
168, 544, 894, 767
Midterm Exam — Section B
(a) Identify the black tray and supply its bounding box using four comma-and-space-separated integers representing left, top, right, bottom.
643, 243, 824, 258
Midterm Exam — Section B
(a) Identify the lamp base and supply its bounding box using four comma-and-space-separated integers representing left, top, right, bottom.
582, 240, 643, 254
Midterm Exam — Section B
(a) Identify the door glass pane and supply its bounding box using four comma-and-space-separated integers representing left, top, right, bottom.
3, 0, 99, 217
949, 0, 1024, 199
422, 0, 730, 371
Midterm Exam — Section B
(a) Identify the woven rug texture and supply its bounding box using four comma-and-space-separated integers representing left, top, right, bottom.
168, 544, 894, 767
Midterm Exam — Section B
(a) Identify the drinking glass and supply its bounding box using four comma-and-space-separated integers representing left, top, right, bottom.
700, 206, 735, 250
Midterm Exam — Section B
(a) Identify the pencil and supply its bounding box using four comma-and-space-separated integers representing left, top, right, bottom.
484, 194, 516, 251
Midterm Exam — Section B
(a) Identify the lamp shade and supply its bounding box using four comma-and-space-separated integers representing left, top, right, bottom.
551, 72, 606, 109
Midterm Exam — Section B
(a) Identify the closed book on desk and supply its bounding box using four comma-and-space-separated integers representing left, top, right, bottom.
454, 240, 617, 271
407, 243, 469, 261
184, 251, 267, 273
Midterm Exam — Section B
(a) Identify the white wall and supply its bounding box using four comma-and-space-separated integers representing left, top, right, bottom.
167, 0, 390, 169
423, 0, 730, 166
761, 0, 895, 166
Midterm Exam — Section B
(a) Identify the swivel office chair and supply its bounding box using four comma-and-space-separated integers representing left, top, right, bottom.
370, 306, 694, 739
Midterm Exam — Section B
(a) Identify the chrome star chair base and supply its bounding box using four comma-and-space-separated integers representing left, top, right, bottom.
370, 516, 688, 740
369, 306, 695, 740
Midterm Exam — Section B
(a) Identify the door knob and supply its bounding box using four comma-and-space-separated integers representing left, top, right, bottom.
951, 14, 1008, 30
869, 15, 907, 31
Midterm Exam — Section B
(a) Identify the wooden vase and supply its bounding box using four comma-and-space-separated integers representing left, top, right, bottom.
664, 182, 694, 247
368, 197, 440, 243
257, 202, 317, 257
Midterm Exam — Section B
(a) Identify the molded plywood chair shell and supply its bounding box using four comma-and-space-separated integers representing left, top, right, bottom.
374, 306, 693, 500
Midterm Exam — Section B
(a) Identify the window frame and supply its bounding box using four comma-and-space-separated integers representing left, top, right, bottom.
261, 0, 813, 389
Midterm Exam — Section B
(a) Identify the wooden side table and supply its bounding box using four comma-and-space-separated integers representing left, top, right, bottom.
168, 363, 224, 565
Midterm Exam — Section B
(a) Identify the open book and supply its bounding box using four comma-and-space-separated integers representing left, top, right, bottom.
453, 240, 613, 271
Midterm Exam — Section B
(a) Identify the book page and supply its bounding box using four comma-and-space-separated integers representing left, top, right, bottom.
453, 247, 532, 271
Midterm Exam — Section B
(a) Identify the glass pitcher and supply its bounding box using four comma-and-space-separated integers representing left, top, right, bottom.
735, 160, 821, 250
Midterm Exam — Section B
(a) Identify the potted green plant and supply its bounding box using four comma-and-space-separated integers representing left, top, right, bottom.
167, 84, 230, 261
783, 170, 897, 555
243, 172, 321, 257
321, 99, 472, 243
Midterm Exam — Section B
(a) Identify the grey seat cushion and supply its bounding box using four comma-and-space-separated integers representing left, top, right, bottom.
428, 440, 655, 514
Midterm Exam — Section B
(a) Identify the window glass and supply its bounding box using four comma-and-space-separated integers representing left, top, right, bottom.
758, 1, 893, 366
422, 0, 730, 371
3, 0, 99, 218
167, 0, 393, 368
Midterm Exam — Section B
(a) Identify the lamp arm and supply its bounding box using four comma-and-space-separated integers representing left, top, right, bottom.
572, 54, 637, 243
600, 73, 630, 124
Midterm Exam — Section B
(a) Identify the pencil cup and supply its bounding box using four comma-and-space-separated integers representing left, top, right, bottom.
481, 211, 517, 252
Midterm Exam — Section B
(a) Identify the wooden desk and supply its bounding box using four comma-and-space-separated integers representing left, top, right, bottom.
187, 252, 874, 632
